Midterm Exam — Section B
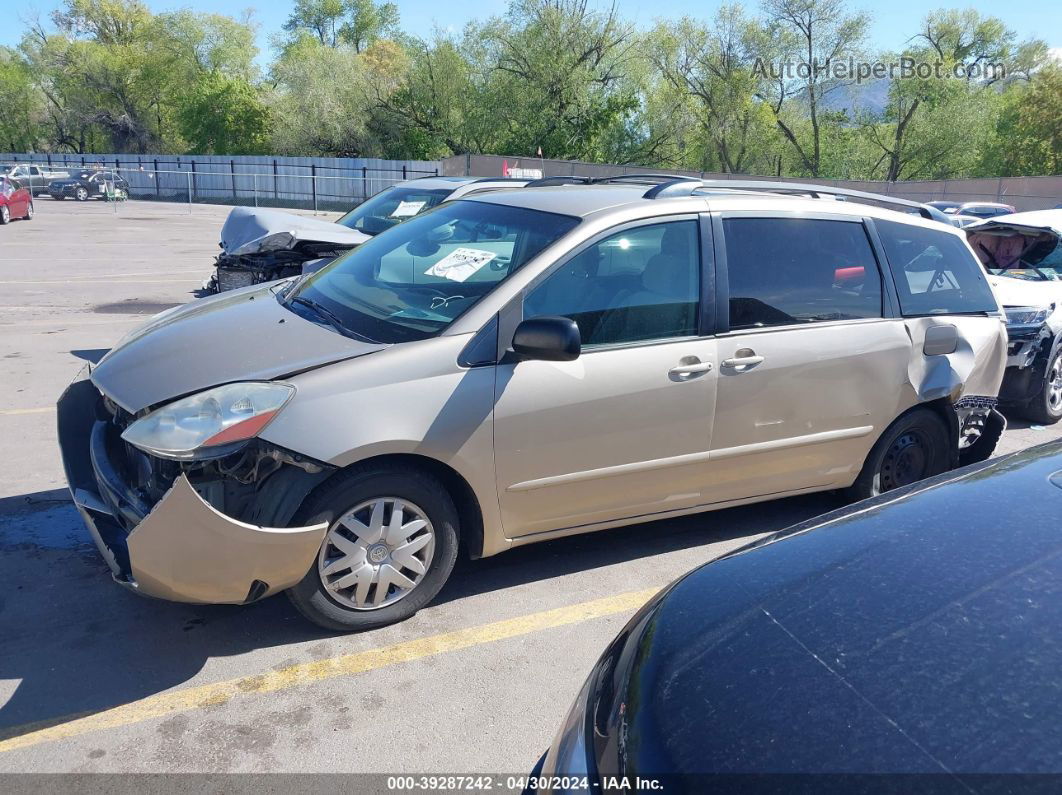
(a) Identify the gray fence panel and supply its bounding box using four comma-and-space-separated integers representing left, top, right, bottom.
1, 152, 440, 210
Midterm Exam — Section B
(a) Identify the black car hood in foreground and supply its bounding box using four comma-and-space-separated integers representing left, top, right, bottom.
590, 442, 1062, 779
92, 283, 385, 413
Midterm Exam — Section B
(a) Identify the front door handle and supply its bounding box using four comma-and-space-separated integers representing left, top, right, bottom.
668, 357, 713, 379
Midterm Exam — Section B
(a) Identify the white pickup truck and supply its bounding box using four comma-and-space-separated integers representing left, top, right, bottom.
0, 164, 70, 196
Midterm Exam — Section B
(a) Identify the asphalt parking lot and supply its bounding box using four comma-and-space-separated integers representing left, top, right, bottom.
1, 198, 1060, 774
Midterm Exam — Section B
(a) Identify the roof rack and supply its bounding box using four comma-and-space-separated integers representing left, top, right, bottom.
523, 173, 695, 188
470, 176, 533, 184
643, 178, 934, 219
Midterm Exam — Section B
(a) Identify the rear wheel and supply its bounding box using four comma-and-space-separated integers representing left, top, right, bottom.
287, 464, 460, 632
846, 407, 951, 501
75, 186, 89, 201
1020, 348, 1062, 425
0, 206, 9, 225
24, 202, 33, 220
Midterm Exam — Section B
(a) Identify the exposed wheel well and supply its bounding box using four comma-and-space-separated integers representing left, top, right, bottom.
903, 398, 960, 469
309, 453, 486, 560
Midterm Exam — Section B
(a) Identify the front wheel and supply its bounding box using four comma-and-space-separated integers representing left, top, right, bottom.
845, 407, 951, 501
1020, 348, 1062, 425
25, 202, 33, 220
0, 206, 9, 225
287, 465, 460, 632
75, 187, 89, 201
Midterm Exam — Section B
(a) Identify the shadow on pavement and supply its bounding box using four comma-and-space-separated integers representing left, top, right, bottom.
0, 487, 841, 742
437, 491, 843, 605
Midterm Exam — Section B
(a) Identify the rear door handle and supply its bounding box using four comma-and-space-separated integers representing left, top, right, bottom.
721, 354, 765, 368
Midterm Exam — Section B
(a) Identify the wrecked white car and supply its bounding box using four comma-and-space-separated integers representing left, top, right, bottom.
968, 210, 1062, 423
209, 176, 529, 292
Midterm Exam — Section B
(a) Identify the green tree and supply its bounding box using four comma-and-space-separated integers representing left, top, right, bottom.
859, 9, 1047, 181
177, 70, 271, 154
758, 0, 870, 176
649, 7, 781, 173
0, 48, 45, 151
282, 0, 398, 52
19, 0, 260, 153
983, 66, 1062, 176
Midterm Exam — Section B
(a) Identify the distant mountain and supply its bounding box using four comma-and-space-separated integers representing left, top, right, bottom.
817, 79, 892, 117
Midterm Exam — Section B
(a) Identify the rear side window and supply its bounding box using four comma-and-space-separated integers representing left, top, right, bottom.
722, 218, 882, 330
875, 219, 997, 316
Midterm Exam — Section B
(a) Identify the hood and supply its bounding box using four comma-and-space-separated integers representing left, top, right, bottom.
986, 273, 1062, 308
92, 284, 386, 413
220, 206, 369, 256
589, 443, 1062, 775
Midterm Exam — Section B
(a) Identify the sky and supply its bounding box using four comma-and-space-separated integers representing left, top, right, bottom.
4, 0, 1061, 66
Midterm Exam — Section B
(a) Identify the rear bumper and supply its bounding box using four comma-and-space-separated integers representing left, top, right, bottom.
56, 369, 328, 604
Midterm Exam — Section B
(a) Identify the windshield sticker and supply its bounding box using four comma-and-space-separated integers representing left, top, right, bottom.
390, 200, 427, 218
424, 248, 497, 283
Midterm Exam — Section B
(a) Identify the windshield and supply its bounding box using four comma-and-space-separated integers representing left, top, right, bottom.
288, 200, 580, 343
971, 229, 1062, 281
336, 186, 454, 236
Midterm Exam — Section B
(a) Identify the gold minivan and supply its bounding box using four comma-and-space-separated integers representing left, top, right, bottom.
58, 178, 1008, 630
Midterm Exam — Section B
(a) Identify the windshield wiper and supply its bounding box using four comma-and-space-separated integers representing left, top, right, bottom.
287, 295, 378, 343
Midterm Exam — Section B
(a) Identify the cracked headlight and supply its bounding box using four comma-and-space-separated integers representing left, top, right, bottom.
122, 382, 294, 460
1004, 306, 1052, 328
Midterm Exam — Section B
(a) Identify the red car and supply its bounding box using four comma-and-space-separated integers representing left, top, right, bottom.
0, 177, 33, 224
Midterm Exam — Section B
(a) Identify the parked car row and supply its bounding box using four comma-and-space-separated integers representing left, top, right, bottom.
207, 176, 532, 291
0, 163, 70, 196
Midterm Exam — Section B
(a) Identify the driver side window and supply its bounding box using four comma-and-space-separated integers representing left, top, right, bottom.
524, 221, 701, 347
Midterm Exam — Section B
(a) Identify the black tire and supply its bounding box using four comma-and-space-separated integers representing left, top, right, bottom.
0, 206, 9, 225
24, 202, 33, 221
1019, 348, 1062, 425
287, 464, 460, 632
845, 407, 951, 502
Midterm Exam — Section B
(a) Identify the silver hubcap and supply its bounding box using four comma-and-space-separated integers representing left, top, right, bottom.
1, 207, 8, 222
318, 497, 435, 611
26, 204, 32, 218
1049, 356, 1062, 411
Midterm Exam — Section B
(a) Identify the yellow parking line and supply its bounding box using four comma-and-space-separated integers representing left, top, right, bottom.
0, 586, 659, 754
0, 407, 55, 416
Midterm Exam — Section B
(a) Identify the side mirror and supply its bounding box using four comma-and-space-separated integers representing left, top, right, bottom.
511, 316, 581, 362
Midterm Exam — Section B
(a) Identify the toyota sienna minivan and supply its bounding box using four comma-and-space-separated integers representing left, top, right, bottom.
58, 177, 1008, 630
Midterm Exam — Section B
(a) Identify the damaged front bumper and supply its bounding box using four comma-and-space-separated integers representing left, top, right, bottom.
999, 323, 1055, 405
57, 370, 329, 604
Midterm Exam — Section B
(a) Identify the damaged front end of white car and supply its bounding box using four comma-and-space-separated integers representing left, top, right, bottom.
967, 210, 1062, 423
208, 206, 369, 293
